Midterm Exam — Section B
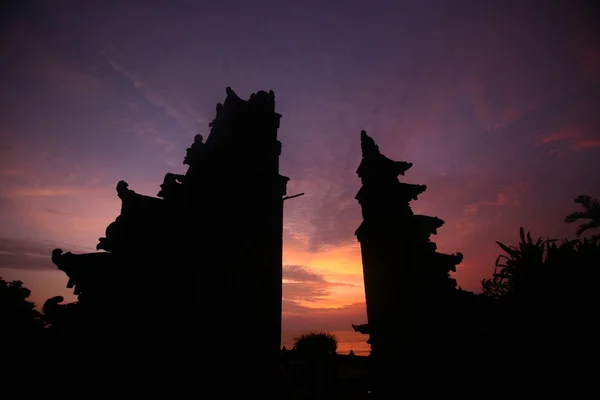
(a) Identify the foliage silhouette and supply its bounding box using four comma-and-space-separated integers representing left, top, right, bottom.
484, 227, 553, 297
0, 277, 44, 334
483, 226, 600, 300
480, 276, 509, 299
480, 224, 600, 374
293, 332, 338, 359
565, 194, 600, 241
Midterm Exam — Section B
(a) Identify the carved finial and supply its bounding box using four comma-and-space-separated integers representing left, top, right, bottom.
360, 130, 380, 157
116, 180, 129, 196
44, 295, 64, 307
52, 248, 63, 259
51, 248, 64, 266
194, 134, 204, 144
226, 86, 232, 95
42, 295, 65, 316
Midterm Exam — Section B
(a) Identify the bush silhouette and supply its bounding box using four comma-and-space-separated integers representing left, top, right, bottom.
0, 277, 44, 334
293, 332, 338, 360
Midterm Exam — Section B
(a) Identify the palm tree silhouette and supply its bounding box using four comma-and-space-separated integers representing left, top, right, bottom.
490, 227, 550, 295
565, 195, 600, 241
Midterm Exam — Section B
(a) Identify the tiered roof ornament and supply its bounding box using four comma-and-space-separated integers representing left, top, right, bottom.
355, 130, 462, 288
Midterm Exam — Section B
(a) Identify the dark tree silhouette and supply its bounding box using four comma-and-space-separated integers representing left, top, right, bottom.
0, 277, 44, 334
480, 276, 509, 299
565, 194, 600, 241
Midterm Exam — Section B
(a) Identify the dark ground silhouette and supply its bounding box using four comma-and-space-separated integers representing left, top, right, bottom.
1, 89, 598, 398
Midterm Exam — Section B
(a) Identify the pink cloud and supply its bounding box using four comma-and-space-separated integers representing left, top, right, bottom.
7, 187, 82, 198
539, 128, 600, 151
457, 181, 531, 228
283, 301, 367, 333
0, 169, 30, 178
541, 130, 580, 144
570, 139, 600, 150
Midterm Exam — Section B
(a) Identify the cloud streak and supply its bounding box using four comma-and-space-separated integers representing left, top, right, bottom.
0, 238, 59, 271
283, 264, 356, 306
104, 54, 205, 134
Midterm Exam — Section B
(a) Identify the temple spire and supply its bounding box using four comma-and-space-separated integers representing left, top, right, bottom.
357, 130, 413, 182
353, 129, 464, 395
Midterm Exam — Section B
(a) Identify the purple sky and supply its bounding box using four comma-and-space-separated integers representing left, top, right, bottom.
1, 0, 599, 334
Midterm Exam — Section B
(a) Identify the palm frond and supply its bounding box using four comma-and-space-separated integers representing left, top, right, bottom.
565, 211, 590, 224
576, 220, 600, 237
519, 227, 525, 244
496, 241, 520, 259
574, 195, 600, 211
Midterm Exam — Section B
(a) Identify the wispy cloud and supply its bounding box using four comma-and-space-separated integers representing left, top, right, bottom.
0, 238, 60, 270
43, 208, 76, 216
0, 168, 30, 178
282, 301, 367, 332
539, 128, 600, 151
7, 187, 81, 198
111, 100, 179, 153
570, 139, 600, 150
103, 54, 205, 133
283, 264, 356, 306
457, 181, 531, 231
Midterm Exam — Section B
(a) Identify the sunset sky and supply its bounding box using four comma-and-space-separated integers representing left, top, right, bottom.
1, 0, 599, 335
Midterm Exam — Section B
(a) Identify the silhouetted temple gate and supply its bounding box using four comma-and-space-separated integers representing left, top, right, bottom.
46, 87, 289, 393
353, 131, 464, 395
